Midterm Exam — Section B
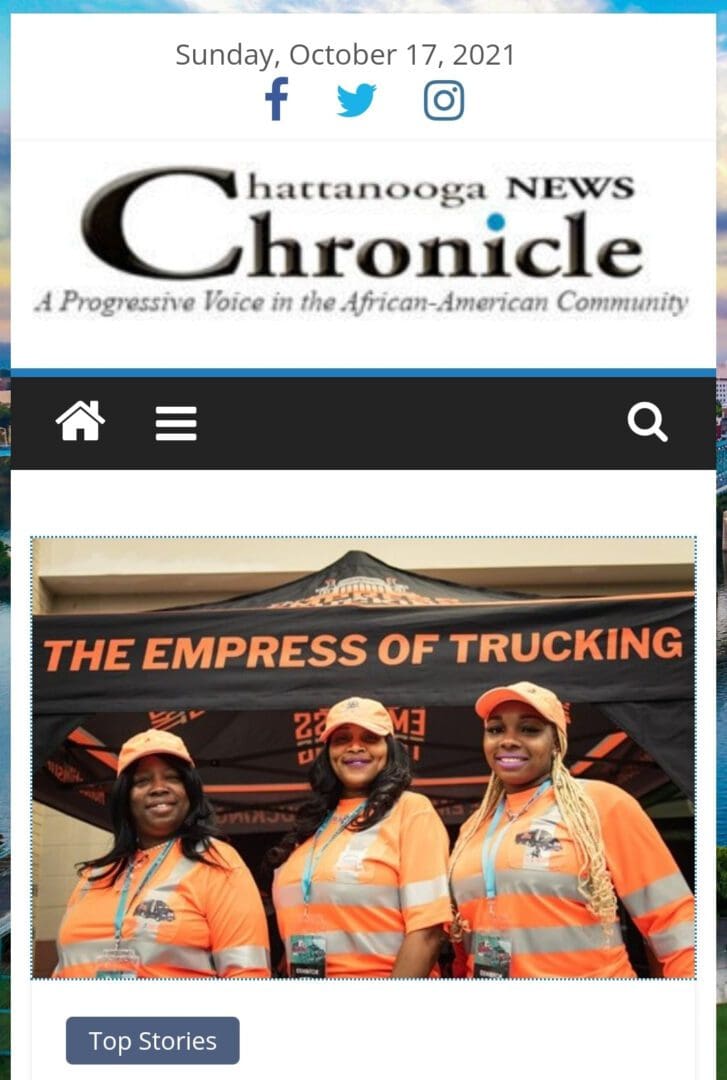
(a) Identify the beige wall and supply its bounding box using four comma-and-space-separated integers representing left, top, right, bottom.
33, 536, 694, 614
33, 804, 110, 976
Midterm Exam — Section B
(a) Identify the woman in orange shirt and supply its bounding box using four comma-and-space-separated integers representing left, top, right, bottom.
268, 696, 451, 978
448, 681, 694, 979
54, 728, 270, 979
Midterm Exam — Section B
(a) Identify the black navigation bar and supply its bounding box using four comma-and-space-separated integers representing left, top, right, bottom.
11, 375, 715, 470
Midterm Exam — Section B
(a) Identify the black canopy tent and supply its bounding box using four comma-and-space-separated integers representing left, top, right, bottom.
32, 550, 695, 835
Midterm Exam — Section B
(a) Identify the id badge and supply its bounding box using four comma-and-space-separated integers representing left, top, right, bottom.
473, 932, 512, 979
95, 944, 141, 980
289, 934, 327, 978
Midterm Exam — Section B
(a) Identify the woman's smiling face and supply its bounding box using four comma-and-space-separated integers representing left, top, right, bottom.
327, 723, 388, 797
128, 754, 190, 848
483, 700, 556, 794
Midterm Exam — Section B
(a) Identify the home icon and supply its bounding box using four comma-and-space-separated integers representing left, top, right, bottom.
55, 400, 105, 442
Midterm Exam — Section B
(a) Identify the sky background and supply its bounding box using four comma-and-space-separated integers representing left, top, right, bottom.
0, 0, 722, 369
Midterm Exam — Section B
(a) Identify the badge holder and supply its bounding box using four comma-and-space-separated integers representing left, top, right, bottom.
472, 904, 511, 979
289, 912, 327, 979
97, 839, 174, 980
95, 943, 141, 980
472, 931, 512, 979
469, 782, 551, 979
292, 799, 366, 978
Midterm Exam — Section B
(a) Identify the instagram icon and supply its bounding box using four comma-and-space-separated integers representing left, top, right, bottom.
423, 79, 465, 120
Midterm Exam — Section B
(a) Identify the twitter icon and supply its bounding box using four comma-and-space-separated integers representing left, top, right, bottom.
338, 83, 376, 117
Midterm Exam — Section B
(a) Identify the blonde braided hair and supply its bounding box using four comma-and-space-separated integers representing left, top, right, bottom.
450, 725, 618, 928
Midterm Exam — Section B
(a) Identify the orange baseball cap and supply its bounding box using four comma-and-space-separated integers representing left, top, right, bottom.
117, 729, 194, 776
474, 681, 569, 734
320, 697, 394, 741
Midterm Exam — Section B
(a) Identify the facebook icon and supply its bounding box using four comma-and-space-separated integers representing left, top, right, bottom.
265, 76, 288, 120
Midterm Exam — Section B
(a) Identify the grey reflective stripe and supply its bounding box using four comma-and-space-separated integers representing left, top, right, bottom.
452, 869, 583, 905
140, 841, 230, 900
145, 853, 201, 896
325, 930, 403, 956
451, 873, 486, 905
620, 873, 692, 920
275, 881, 400, 910
467, 922, 623, 957
55, 938, 116, 971
56, 936, 217, 974
528, 805, 563, 828
136, 941, 216, 972
496, 869, 583, 902
129, 854, 205, 942
276, 875, 448, 912
648, 920, 694, 958
333, 819, 385, 882
509, 922, 623, 955
285, 930, 404, 962
213, 946, 270, 974
400, 875, 449, 909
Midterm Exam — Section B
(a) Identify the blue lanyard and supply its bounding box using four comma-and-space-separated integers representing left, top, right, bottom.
114, 840, 175, 942
481, 781, 551, 901
301, 802, 366, 906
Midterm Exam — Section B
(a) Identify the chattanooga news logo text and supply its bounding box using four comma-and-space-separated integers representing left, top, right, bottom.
29, 166, 691, 321
80, 167, 640, 281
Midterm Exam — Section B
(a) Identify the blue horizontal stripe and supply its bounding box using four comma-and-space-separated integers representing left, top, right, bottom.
11, 368, 716, 378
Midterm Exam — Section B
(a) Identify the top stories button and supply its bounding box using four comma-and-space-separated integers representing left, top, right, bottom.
66, 1018, 240, 1065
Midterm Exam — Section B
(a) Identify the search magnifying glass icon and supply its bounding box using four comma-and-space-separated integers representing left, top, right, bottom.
626, 402, 669, 443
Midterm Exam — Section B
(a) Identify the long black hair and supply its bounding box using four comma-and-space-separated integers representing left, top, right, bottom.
76, 753, 222, 885
263, 735, 412, 883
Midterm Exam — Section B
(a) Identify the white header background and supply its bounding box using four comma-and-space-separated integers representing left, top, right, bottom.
10, 13, 715, 370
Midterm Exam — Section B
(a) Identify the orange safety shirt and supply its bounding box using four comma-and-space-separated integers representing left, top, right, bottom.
54, 838, 270, 978
449, 779, 694, 978
273, 791, 451, 978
